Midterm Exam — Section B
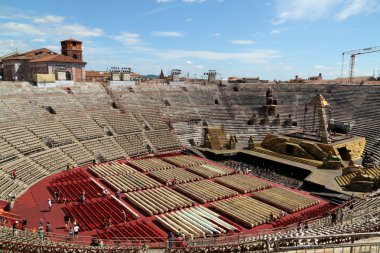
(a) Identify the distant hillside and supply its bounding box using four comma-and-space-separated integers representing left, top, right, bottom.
144, 74, 159, 79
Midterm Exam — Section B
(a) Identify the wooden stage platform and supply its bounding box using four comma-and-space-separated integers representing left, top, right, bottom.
194, 144, 362, 196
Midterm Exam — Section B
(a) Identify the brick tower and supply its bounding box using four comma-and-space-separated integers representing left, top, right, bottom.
61, 39, 83, 61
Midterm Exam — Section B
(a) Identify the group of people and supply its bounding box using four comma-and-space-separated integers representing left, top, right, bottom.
90, 237, 104, 247
167, 229, 193, 249
53, 191, 67, 205
47, 191, 69, 211
166, 177, 178, 186
222, 160, 302, 189
62, 215, 80, 241
37, 220, 52, 240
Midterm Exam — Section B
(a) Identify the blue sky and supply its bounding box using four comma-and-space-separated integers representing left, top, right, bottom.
1, 0, 380, 80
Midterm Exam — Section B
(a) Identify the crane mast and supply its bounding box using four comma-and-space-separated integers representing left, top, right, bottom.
341, 46, 380, 84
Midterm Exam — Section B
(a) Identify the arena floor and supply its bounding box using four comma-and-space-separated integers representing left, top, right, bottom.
12, 154, 330, 243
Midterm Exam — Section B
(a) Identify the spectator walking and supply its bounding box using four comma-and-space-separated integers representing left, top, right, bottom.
12, 169, 16, 180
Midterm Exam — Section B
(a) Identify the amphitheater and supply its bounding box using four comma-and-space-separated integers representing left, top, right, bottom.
1, 80, 380, 253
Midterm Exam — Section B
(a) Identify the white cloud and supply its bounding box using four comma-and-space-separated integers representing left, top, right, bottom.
33, 15, 64, 23
155, 49, 281, 63
151, 31, 185, 37
186, 60, 193, 64
0, 39, 29, 55
195, 65, 204, 69
0, 7, 34, 20
336, 0, 380, 20
314, 65, 332, 70
271, 27, 287, 34
274, 0, 380, 23
274, 0, 341, 23
209, 32, 220, 37
58, 23, 103, 37
111, 32, 142, 45
32, 38, 46, 43
185, 18, 193, 22
0, 22, 45, 36
231, 40, 256, 45
157, 0, 174, 3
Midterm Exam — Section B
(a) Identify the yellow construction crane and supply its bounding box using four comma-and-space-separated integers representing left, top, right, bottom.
341, 46, 380, 84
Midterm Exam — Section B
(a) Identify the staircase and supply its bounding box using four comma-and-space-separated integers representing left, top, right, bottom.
207, 127, 227, 149
254, 146, 323, 167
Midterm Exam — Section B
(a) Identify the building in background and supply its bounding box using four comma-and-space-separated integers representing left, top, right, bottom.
0, 39, 86, 82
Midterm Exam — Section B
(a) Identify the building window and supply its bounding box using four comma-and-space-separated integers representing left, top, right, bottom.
73, 54, 78, 59
72, 42, 77, 46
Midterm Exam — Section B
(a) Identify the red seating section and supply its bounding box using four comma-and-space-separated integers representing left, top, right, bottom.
40, 155, 331, 240
272, 203, 330, 228
98, 220, 165, 242
65, 198, 137, 231
49, 179, 103, 202
51, 169, 89, 183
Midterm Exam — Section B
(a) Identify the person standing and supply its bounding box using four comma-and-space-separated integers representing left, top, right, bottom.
38, 226, 44, 239
12, 169, 16, 180
12, 221, 18, 236
331, 211, 337, 226
269, 212, 274, 224
64, 214, 70, 231
54, 191, 60, 203
122, 209, 127, 224
48, 198, 52, 211
168, 231, 174, 249
22, 219, 27, 231
303, 221, 309, 231
339, 209, 344, 224
80, 191, 85, 204
73, 224, 80, 239
46, 221, 52, 236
